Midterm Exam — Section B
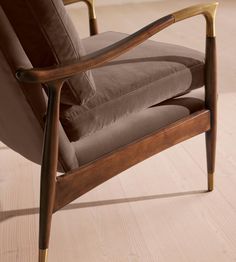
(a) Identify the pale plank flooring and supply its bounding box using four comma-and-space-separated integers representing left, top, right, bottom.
1, 94, 236, 262
1, 1, 236, 261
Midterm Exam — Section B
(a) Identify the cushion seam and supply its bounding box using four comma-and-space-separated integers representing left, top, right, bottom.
63, 62, 204, 120
49, 0, 84, 101
50, 0, 80, 58
25, 0, 73, 171
50, 0, 95, 100
25, 0, 61, 63
25, 0, 91, 103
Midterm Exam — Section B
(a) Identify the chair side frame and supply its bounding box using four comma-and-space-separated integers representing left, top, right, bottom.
16, 2, 218, 261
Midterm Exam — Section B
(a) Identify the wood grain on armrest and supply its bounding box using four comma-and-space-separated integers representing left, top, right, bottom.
16, 15, 174, 83
16, 2, 218, 84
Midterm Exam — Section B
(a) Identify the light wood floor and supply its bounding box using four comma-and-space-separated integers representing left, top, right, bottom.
1, 1, 236, 261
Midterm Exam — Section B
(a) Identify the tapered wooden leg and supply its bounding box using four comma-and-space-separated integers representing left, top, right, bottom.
39, 169, 55, 262
205, 129, 216, 191
38, 81, 63, 262
38, 204, 53, 262
205, 37, 217, 192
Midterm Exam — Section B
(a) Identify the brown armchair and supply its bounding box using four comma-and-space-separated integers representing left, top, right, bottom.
0, 1, 218, 261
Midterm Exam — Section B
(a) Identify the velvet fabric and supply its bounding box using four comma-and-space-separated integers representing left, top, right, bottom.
61, 32, 205, 141
0, 6, 79, 172
0, 0, 96, 105
0, 6, 206, 171
73, 89, 205, 165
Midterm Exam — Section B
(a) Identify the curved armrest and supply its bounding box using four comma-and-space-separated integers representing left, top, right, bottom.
172, 2, 218, 37
16, 2, 218, 84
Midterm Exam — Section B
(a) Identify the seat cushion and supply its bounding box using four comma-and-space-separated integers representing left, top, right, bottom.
0, 0, 96, 105
73, 89, 205, 166
60, 31, 205, 141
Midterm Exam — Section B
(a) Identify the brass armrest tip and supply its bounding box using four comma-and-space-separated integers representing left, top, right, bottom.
172, 2, 218, 37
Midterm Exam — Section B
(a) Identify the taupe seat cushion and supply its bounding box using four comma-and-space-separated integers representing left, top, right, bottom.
73, 89, 205, 165
61, 32, 205, 141
0, 0, 95, 105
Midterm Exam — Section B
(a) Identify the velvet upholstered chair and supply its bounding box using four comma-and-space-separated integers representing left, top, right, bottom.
0, 0, 218, 261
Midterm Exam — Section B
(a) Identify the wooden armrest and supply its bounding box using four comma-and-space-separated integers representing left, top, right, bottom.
16, 2, 218, 84
63, 0, 98, 35
172, 2, 218, 37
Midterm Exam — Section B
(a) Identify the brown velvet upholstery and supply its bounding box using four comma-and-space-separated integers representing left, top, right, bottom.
0, 1, 218, 257
0, 0, 96, 105
0, 6, 79, 172
0, 7, 206, 172
73, 89, 205, 165
61, 32, 205, 141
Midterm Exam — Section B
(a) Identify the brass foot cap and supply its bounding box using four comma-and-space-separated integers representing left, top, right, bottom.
208, 172, 214, 192
39, 249, 48, 262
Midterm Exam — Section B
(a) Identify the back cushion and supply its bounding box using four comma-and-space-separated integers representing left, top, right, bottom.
0, 6, 79, 171
0, 0, 96, 105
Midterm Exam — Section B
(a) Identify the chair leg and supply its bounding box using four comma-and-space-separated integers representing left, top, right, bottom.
38, 203, 53, 262
37, 81, 63, 262
205, 128, 216, 192
205, 36, 217, 192
38, 181, 55, 262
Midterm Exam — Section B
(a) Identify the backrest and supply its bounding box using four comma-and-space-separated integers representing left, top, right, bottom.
0, 6, 78, 172
0, 0, 96, 105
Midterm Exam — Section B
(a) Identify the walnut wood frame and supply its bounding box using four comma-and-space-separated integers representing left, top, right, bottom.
63, 0, 98, 35
16, 2, 218, 262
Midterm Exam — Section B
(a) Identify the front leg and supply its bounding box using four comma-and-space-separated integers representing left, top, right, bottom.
39, 81, 63, 262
